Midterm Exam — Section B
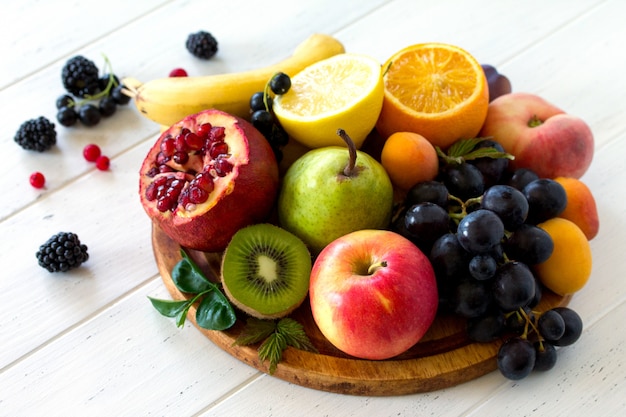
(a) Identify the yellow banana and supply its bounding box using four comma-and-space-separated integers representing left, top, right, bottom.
123, 34, 345, 127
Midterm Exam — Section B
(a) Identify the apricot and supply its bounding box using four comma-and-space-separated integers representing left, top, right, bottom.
534, 217, 592, 296
554, 176, 599, 240
380, 132, 439, 192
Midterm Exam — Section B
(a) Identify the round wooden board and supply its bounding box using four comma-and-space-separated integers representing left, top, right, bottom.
152, 224, 570, 396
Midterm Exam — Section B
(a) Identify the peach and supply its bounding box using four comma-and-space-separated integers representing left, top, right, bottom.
554, 176, 599, 240
479, 92, 594, 179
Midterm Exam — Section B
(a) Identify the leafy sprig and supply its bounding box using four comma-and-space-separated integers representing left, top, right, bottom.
436, 137, 515, 165
149, 250, 236, 331
235, 317, 318, 374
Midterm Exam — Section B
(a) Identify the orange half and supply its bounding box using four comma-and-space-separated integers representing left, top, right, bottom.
376, 43, 489, 149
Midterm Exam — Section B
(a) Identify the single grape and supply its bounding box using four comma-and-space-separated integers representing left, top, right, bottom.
467, 311, 505, 342
469, 254, 497, 281
429, 233, 472, 283
250, 109, 274, 136
533, 341, 558, 371
270, 72, 291, 95
537, 309, 566, 341
404, 202, 450, 247
549, 307, 583, 346
441, 162, 485, 201
457, 209, 505, 254
469, 139, 509, 187
78, 104, 101, 126
497, 337, 536, 380
492, 261, 536, 311
250, 91, 272, 112
503, 224, 554, 265
454, 279, 492, 318
523, 178, 567, 224
506, 168, 539, 191
405, 180, 449, 208
481, 184, 529, 230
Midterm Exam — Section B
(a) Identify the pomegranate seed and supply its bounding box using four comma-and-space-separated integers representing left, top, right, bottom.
196, 123, 212, 139
188, 187, 209, 204
160, 137, 176, 157
156, 152, 170, 165
195, 172, 214, 192
214, 158, 233, 176
209, 141, 229, 158
29, 172, 45, 188
156, 196, 174, 212
96, 155, 110, 171
210, 126, 226, 142
169, 68, 188, 77
184, 132, 203, 150
174, 134, 188, 152
172, 151, 189, 165
83, 144, 101, 162
159, 164, 174, 173
145, 183, 158, 201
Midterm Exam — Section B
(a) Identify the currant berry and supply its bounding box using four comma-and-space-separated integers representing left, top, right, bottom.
269, 72, 291, 95
96, 155, 110, 171
29, 172, 46, 188
169, 68, 188, 77
83, 144, 101, 162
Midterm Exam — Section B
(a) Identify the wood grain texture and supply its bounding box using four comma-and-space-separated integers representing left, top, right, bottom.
152, 224, 570, 396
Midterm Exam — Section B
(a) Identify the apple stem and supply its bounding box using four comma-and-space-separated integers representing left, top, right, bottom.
367, 260, 387, 275
528, 114, 544, 128
337, 128, 357, 177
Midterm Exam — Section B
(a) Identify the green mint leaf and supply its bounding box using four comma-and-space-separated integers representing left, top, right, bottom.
172, 251, 213, 294
175, 292, 205, 327
446, 137, 487, 158
195, 289, 237, 331
258, 332, 287, 375
276, 318, 318, 353
148, 297, 190, 318
234, 318, 277, 346
460, 147, 515, 161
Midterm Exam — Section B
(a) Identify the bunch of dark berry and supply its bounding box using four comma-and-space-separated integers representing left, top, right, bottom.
248, 72, 292, 162
56, 55, 130, 127
392, 137, 583, 381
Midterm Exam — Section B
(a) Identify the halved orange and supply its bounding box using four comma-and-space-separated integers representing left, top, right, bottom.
376, 43, 489, 149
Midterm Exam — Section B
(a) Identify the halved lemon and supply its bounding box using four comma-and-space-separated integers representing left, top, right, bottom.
273, 53, 384, 149
375, 43, 489, 149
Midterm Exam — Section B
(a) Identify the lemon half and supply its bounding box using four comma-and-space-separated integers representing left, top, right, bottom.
273, 53, 384, 149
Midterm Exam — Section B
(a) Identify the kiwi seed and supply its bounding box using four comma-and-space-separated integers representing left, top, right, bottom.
221, 223, 312, 319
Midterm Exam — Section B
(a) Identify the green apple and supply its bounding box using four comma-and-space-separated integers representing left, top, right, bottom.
277, 129, 394, 254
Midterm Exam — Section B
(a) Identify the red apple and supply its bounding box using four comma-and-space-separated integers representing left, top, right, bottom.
479, 92, 594, 179
309, 229, 438, 360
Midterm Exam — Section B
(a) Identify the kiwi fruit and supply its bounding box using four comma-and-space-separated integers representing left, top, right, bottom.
220, 223, 312, 319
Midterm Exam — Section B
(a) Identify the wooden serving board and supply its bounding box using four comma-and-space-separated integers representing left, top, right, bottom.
152, 224, 570, 396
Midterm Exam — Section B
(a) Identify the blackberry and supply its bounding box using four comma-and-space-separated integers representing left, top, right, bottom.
185, 31, 218, 59
62, 56, 101, 98
14, 116, 57, 152
36, 232, 89, 273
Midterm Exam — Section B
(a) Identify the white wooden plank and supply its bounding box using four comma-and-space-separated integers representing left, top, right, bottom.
0, 279, 261, 417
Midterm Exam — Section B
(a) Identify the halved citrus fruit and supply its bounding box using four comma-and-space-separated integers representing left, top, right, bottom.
376, 43, 489, 149
273, 53, 384, 149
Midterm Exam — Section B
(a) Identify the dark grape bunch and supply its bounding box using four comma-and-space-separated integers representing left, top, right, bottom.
392, 137, 583, 381
248, 72, 292, 162
56, 55, 131, 128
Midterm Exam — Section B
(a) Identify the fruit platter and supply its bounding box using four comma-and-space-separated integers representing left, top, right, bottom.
132, 34, 597, 395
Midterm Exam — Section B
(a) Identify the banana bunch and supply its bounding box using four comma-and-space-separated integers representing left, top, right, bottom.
123, 34, 345, 127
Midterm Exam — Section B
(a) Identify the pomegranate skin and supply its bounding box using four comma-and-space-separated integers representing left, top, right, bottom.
139, 109, 279, 252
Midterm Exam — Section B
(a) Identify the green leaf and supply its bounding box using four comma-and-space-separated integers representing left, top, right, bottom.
277, 318, 318, 353
171, 252, 212, 294
234, 318, 277, 346
461, 147, 515, 162
258, 332, 287, 375
175, 292, 205, 327
148, 297, 190, 318
446, 137, 487, 158
195, 289, 237, 331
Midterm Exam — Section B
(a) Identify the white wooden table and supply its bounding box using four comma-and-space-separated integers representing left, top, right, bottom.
2, 0, 625, 415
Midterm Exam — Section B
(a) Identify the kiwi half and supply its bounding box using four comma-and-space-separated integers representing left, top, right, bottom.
221, 223, 312, 319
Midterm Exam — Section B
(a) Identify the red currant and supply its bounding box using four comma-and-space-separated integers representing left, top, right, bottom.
96, 155, 110, 171
83, 143, 101, 162
29, 172, 45, 188
169, 68, 188, 77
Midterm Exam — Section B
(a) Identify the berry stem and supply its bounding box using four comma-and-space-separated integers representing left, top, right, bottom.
337, 129, 357, 177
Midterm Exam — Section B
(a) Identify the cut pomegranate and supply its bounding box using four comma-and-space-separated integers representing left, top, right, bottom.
139, 109, 279, 252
